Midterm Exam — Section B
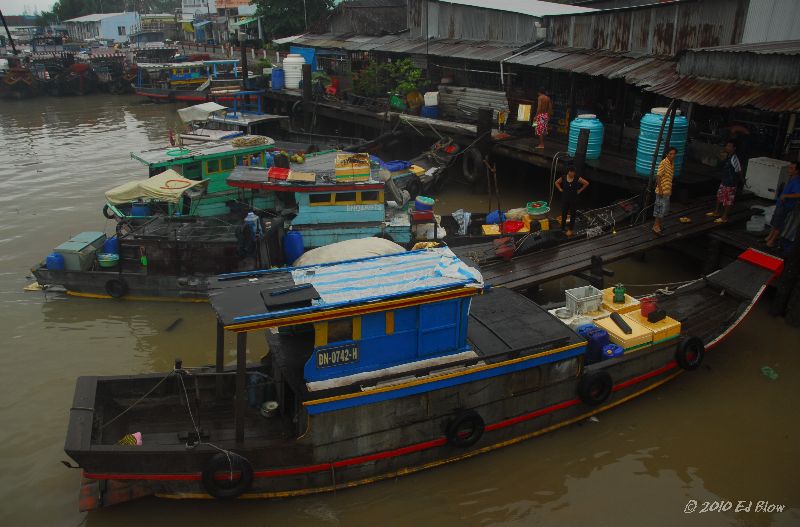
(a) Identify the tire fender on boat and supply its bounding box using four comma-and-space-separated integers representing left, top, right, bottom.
102, 204, 115, 220
445, 409, 485, 448
578, 371, 613, 406
105, 279, 128, 299
675, 336, 705, 371
202, 451, 254, 499
461, 148, 482, 183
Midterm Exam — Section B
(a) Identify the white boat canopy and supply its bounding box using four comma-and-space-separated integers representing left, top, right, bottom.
105, 169, 208, 205
177, 102, 227, 123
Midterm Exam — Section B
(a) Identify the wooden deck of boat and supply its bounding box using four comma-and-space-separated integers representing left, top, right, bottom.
454, 196, 757, 291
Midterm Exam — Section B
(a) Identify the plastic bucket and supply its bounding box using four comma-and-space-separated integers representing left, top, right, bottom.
46, 252, 65, 271
271, 68, 285, 90
103, 235, 119, 254
131, 203, 151, 217
283, 230, 304, 265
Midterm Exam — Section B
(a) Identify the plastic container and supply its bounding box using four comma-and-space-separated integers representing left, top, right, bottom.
526, 201, 550, 216
568, 114, 604, 160
415, 196, 435, 211
97, 253, 120, 268
565, 285, 603, 314
640, 297, 657, 317
282, 54, 305, 89
102, 235, 119, 254
502, 220, 525, 233
45, 252, 65, 271
569, 316, 592, 331
423, 91, 439, 106
271, 67, 285, 90
131, 203, 151, 217
635, 108, 689, 178
576, 324, 598, 337
283, 230, 304, 265
602, 343, 625, 359
421, 105, 440, 118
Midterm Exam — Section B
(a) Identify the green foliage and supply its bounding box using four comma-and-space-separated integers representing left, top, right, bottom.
352, 59, 427, 98
254, 0, 335, 40
254, 58, 273, 72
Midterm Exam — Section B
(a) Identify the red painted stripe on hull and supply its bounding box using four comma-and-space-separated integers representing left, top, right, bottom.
83, 360, 678, 482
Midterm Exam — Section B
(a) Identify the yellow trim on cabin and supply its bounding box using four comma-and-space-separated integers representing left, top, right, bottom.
66, 290, 208, 303
314, 322, 328, 347
352, 316, 361, 340
308, 190, 385, 207
224, 287, 480, 333
302, 340, 588, 407
154, 369, 683, 502
385, 311, 394, 335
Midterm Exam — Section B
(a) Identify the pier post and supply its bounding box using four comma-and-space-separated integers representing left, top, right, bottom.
235, 332, 247, 443
302, 64, 313, 131
216, 320, 224, 396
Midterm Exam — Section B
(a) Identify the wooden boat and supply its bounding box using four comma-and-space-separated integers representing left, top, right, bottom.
63, 247, 782, 510
0, 55, 40, 99
32, 216, 283, 301
134, 60, 245, 103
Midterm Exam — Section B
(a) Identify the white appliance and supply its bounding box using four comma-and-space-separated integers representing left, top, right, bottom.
745, 157, 792, 200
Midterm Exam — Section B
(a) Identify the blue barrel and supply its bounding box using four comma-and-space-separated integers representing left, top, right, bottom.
46, 252, 65, 270
102, 235, 119, 254
635, 108, 689, 178
568, 114, 604, 160
283, 230, 304, 265
421, 105, 439, 119
131, 203, 151, 217
271, 68, 285, 91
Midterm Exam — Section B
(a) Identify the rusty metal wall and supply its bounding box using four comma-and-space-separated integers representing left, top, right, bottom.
408, 1, 540, 43
546, 0, 748, 56
742, 0, 800, 43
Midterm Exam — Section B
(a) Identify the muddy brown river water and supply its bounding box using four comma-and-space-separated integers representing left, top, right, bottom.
0, 95, 797, 526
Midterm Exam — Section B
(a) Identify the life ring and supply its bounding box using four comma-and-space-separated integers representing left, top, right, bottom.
675, 336, 705, 371
105, 279, 128, 299
102, 204, 116, 219
445, 409, 485, 448
202, 451, 254, 499
461, 148, 482, 183
577, 371, 613, 406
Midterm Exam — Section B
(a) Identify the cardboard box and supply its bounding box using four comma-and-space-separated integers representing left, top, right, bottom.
623, 312, 681, 344
601, 288, 640, 314
595, 315, 653, 352
335, 153, 371, 183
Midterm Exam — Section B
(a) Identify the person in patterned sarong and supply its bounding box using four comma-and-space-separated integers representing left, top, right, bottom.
535, 87, 553, 150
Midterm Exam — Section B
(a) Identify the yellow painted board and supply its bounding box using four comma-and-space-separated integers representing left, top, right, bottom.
594, 315, 652, 350
601, 288, 640, 314
623, 312, 681, 343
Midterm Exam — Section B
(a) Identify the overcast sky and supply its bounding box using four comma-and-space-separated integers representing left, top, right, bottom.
3, 1, 57, 15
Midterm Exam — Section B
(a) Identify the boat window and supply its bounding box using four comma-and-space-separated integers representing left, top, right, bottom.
360, 190, 381, 203
309, 193, 333, 205
206, 159, 221, 174
183, 162, 202, 180
334, 192, 357, 204
221, 157, 235, 171
328, 318, 353, 342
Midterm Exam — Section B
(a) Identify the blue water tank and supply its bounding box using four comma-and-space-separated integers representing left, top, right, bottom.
46, 252, 65, 270
635, 108, 689, 178
271, 68, 285, 91
131, 203, 151, 217
421, 105, 439, 119
283, 230, 304, 265
103, 235, 119, 254
568, 114, 604, 160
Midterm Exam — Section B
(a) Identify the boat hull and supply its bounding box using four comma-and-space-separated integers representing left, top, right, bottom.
32, 267, 210, 300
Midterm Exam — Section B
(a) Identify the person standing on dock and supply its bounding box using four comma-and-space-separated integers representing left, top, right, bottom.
765, 162, 800, 248
653, 147, 676, 235
707, 141, 742, 223
535, 87, 553, 150
555, 166, 589, 237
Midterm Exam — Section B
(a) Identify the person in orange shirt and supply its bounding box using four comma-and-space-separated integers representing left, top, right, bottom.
653, 147, 676, 235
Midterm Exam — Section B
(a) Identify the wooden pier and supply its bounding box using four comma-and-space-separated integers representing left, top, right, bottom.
453, 196, 757, 291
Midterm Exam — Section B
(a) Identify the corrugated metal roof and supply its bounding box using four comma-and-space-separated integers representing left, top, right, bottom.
435, 0, 595, 17
687, 40, 800, 55
64, 12, 132, 23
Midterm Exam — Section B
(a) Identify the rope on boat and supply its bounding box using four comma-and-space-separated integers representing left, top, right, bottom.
99, 370, 176, 430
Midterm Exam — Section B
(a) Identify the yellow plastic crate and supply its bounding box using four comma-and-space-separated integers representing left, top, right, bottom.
595, 315, 653, 352
601, 288, 640, 314
623, 312, 681, 344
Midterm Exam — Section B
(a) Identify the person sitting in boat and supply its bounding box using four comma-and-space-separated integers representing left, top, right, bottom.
554, 166, 589, 237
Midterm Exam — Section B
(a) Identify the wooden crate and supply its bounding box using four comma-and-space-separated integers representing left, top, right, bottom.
335, 153, 371, 182
601, 288, 640, 314
595, 315, 653, 352
623, 312, 681, 344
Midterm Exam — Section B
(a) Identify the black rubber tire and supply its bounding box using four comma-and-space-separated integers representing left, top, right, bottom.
102, 204, 116, 220
578, 371, 613, 406
676, 336, 705, 371
461, 148, 482, 183
201, 452, 254, 499
105, 279, 128, 299
446, 409, 485, 448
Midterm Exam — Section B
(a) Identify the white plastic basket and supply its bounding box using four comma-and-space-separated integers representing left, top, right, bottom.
565, 285, 602, 314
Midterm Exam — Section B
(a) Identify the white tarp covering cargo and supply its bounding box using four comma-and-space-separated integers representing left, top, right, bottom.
105, 170, 208, 204
292, 237, 405, 267
177, 102, 227, 123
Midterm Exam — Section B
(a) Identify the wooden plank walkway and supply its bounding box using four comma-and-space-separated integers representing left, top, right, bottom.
453, 196, 757, 290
